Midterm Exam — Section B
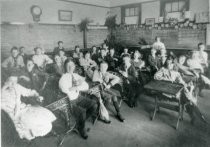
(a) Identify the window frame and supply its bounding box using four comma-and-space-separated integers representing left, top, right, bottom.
160, 0, 189, 16
125, 7, 139, 17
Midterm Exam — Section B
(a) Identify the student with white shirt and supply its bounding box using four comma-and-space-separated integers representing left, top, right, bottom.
152, 36, 166, 53
197, 43, 208, 68
59, 59, 98, 139
79, 51, 98, 79
32, 47, 53, 70
1, 76, 56, 140
92, 62, 125, 122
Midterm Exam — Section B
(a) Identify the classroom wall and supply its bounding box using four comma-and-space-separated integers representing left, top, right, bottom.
1, 0, 109, 58
113, 28, 206, 49
1, 24, 108, 59
109, 0, 209, 49
110, 0, 209, 24
1, 0, 110, 25
141, 1, 160, 24
110, 7, 121, 24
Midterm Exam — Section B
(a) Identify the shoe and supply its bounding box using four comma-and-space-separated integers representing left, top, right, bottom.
99, 118, 111, 124
117, 112, 125, 122
128, 101, 134, 108
190, 117, 195, 125
80, 129, 88, 140
133, 101, 138, 107
92, 116, 98, 125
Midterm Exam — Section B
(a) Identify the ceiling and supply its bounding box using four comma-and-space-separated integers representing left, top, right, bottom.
61, 0, 157, 7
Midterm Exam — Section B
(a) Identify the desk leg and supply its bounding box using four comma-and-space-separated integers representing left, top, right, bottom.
152, 96, 158, 121
176, 102, 182, 130
181, 104, 184, 121
58, 122, 78, 146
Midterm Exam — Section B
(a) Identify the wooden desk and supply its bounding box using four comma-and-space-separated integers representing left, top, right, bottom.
144, 80, 184, 129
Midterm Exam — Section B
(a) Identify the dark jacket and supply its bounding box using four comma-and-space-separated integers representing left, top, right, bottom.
119, 64, 138, 84
53, 47, 65, 55
148, 55, 160, 70
106, 54, 119, 71
20, 66, 49, 92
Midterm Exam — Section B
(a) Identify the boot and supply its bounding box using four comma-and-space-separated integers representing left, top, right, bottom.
79, 128, 88, 139
117, 112, 125, 122
113, 101, 125, 122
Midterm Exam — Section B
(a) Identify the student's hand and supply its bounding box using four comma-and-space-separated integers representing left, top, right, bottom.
121, 72, 128, 77
37, 96, 44, 103
32, 90, 40, 99
105, 84, 111, 89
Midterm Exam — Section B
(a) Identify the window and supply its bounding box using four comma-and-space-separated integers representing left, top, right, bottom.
125, 7, 139, 17
164, 0, 187, 13
121, 4, 141, 24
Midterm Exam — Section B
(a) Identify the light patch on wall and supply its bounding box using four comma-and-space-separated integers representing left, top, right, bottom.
125, 16, 138, 24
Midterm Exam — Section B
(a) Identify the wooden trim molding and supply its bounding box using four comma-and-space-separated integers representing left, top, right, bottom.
58, 0, 110, 8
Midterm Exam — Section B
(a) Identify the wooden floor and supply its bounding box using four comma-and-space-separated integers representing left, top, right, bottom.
2, 89, 210, 147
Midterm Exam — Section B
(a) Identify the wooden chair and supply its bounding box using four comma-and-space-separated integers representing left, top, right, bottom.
45, 95, 78, 146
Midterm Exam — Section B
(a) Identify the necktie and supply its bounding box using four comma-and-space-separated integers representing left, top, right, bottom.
72, 74, 77, 87
13, 57, 18, 67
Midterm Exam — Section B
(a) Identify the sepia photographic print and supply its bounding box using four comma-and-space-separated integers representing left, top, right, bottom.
1, 0, 210, 147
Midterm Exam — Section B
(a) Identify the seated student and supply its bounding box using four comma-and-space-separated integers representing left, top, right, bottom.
120, 48, 130, 57
148, 48, 160, 76
52, 55, 65, 77
174, 55, 194, 76
79, 51, 97, 79
2, 46, 25, 69
53, 41, 65, 55
19, 46, 28, 64
132, 50, 145, 70
91, 46, 98, 62
102, 43, 109, 55
96, 48, 108, 65
106, 48, 119, 71
152, 36, 166, 53
119, 54, 139, 107
59, 59, 98, 139
92, 61, 125, 122
19, 59, 49, 93
159, 53, 167, 68
32, 47, 53, 70
58, 49, 67, 64
197, 43, 208, 69
155, 59, 196, 102
73, 45, 81, 59
186, 52, 210, 96
1, 76, 56, 141
187, 51, 204, 74
154, 59, 202, 123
